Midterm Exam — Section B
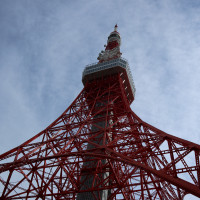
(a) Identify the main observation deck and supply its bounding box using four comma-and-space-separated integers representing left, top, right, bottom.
82, 57, 136, 103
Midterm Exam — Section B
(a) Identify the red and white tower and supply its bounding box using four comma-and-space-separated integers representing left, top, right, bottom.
1, 25, 200, 199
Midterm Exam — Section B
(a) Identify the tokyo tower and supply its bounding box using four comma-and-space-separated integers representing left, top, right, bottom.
1, 25, 200, 200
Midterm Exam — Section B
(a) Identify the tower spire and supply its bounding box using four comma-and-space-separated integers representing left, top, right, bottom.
114, 24, 118, 32
97, 25, 122, 63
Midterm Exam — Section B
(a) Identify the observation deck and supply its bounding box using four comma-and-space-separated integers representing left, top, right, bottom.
82, 57, 136, 103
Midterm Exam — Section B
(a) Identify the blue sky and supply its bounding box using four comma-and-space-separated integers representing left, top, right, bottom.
0, 1, 200, 199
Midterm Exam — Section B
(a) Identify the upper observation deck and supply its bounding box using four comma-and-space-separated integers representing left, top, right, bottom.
82, 57, 136, 103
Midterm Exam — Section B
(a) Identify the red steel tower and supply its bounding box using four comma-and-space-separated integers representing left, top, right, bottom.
1, 25, 200, 199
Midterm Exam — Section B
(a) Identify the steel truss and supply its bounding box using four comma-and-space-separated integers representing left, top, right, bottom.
0, 74, 200, 199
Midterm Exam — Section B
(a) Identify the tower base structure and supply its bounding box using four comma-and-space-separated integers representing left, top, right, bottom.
0, 73, 200, 199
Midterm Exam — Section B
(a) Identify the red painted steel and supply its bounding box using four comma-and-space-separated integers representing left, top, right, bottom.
0, 74, 200, 199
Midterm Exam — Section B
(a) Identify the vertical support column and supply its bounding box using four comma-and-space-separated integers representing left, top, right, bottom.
168, 139, 182, 199
195, 150, 200, 189
77, 101, 111, 200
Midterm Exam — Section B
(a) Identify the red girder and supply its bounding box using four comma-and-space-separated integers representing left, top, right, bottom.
0, 74, 200, 199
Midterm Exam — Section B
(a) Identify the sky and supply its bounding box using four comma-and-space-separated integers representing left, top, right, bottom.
0, 0, 200, 199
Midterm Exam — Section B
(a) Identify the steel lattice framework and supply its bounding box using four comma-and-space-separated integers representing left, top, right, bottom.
1, 25, 200, 199
1, 75, 200, 199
